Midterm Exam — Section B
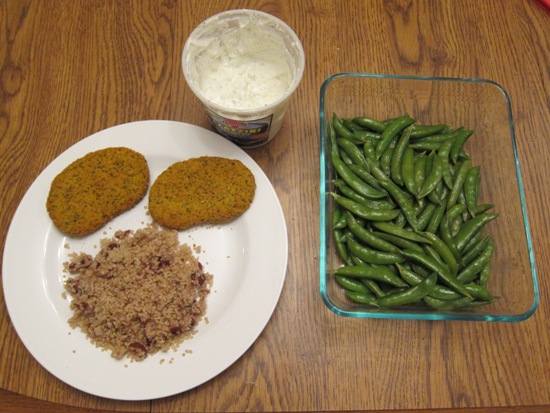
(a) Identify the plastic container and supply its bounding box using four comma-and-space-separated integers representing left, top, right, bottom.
182, 9, 305, 148
319, 73, 539, 321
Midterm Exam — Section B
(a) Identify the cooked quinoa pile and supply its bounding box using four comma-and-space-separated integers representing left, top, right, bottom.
64, 225, 213, 361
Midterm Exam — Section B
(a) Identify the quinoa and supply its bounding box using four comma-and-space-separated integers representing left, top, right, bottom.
63, 225, 213, 361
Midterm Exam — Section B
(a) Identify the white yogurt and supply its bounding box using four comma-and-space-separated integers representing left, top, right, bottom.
183, 10, 305, 147
192, 23, 293, 110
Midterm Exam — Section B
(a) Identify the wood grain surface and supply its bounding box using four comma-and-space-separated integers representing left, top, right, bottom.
1, 0, 549, 412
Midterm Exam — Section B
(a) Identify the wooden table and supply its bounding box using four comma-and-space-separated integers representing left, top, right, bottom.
1, 0, 549, 412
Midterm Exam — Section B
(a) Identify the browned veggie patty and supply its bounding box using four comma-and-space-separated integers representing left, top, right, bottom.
148, 156, 256, 230
46, 147, 150, 237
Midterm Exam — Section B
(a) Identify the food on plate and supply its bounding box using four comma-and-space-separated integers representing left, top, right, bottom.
46, 147, 150, 237
64, 224, 213, 361
329, 113, 498, 309
148, 156, 256, 230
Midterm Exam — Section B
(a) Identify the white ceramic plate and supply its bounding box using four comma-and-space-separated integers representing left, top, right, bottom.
2, 121, 288, 400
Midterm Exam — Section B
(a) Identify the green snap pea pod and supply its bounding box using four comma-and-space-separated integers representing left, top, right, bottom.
450, 129, 474, 164
367, 158, 418, 231
420, 231, 460, 275
361, 279, 387, 298
409, 141, 443, 151
463, 283, 494, 301
412, 263, 431, 277
416, 203, 437, 232
461, 229, 486, 252
348, 164, 385, 192
334, 182, 395, 210
447, 204, 467, 221
352, 116, 387, 133
439, 216, 463, 264
380, 139, 396, 177
423, 245, 446, 268
345, 212, 401, 253
334, 181, 394, 210
475, 203, 494, 215
410, 124, 448, 138
372, 231, 425, 254
396, 265, 462, 300
331, 193, 400, 221
334, 264, 408, 288
372, 221, 431, 243
412, 132, 457, 143
332, 204, 343, 228
400, 249, 473, 299
454, 213, 498, 251
426, 204, 445, 234
437, 137, 455, 161
413, 197, 425, 215
426, 181, 443, 205
446, 159, 472, 211
363, 139, 377, 162
418, 153, 444, 199
390, 125, 413, 186
332, 152, 388, 199
423, 295, 472, 310
352, 129, 382, 142
375, 115, 415, 160
345, 290, 376, 304
339, 149, 354, 165
457, 238, 495, 283
332, 113, 356, 141
335, 274, 371, 293
343, 118, 364, 132
333, 180, 371, 205
334, 229, 352, 264
414, 154, 427, 193
401, 146, 417, 195
371, 273, 437, 307
462, 235, 491, 266
450, 214, 464, 238
337, 138, 369, 169
478, 263, 491, 285
347, 237, 404, 265
393, 212, 407, 228
464, 165, 481, 217
441, 161, 454, 189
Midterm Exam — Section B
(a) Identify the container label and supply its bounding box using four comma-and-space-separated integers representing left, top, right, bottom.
206, 110, 272, 148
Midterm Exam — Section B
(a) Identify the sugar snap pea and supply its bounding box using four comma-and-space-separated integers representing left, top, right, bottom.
334, 264, 408, 288
464, 165, 481, 216
330, 193, 400, 221
454, 213, 498, 251
332, 113, 356, 141
390, 125, 413, 186
446, 159, 472, 211
400, 249, 473, 299
352, 116, 387, 133
418, 153, 444, 199
371, 273, 437, 307
347, 237, 404, 265
345, 290, 376, 304
332, 152, 388, 200
345, 212, 401, 253
337, 138, 369, 169
335, 275, 371, 293
375, 115, 415, 160
372, 221, 431, 244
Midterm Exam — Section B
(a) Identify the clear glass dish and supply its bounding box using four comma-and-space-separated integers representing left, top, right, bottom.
319, 73, 538, 321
